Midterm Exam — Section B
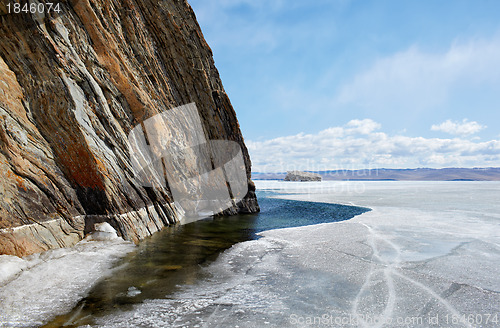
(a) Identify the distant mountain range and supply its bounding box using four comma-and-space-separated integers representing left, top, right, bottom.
252, 168, 500, 181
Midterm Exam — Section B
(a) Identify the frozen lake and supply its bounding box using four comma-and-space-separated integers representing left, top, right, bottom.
1, 181, 499, 327
94, 181, 500, 327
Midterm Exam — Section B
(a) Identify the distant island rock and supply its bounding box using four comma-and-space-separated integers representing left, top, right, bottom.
284, 171, 322, 182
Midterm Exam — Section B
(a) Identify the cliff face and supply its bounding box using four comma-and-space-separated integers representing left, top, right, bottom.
0, 0, 259, 257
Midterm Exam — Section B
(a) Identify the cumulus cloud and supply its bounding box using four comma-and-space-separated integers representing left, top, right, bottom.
248, 119, 500, 172
345, 119, 381, 134
431, 119, 486, 136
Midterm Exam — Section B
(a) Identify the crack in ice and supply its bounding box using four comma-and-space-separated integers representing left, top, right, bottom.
351, 223, 472, 328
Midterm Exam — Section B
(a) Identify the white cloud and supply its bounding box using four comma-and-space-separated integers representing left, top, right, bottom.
345, 119, 381, 135
335, 37, 500, 111
431, 119, 486, 136
248, 119, 500, 172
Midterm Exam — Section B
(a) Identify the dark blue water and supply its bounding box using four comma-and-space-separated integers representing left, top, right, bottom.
252, 190, 370, 233
43, 191, 370, 327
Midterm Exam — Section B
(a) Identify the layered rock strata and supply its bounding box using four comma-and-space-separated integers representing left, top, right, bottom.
0, 0, 259, 256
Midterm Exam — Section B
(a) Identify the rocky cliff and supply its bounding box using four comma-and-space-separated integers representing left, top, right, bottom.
0, 0, 259, 257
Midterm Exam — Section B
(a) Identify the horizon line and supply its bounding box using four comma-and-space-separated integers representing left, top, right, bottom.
252, 167, 500, 174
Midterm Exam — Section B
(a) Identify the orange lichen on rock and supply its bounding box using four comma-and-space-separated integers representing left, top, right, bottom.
0, 56, 30, 125
72, 0, 152, 122
55, 138, 106, 190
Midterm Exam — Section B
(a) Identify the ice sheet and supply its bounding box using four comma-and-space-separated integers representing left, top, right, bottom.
93, 181, 500, 327
0, 230, 135, 327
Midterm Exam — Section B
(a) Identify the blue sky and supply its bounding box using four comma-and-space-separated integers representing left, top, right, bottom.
189, 0, 500, 172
